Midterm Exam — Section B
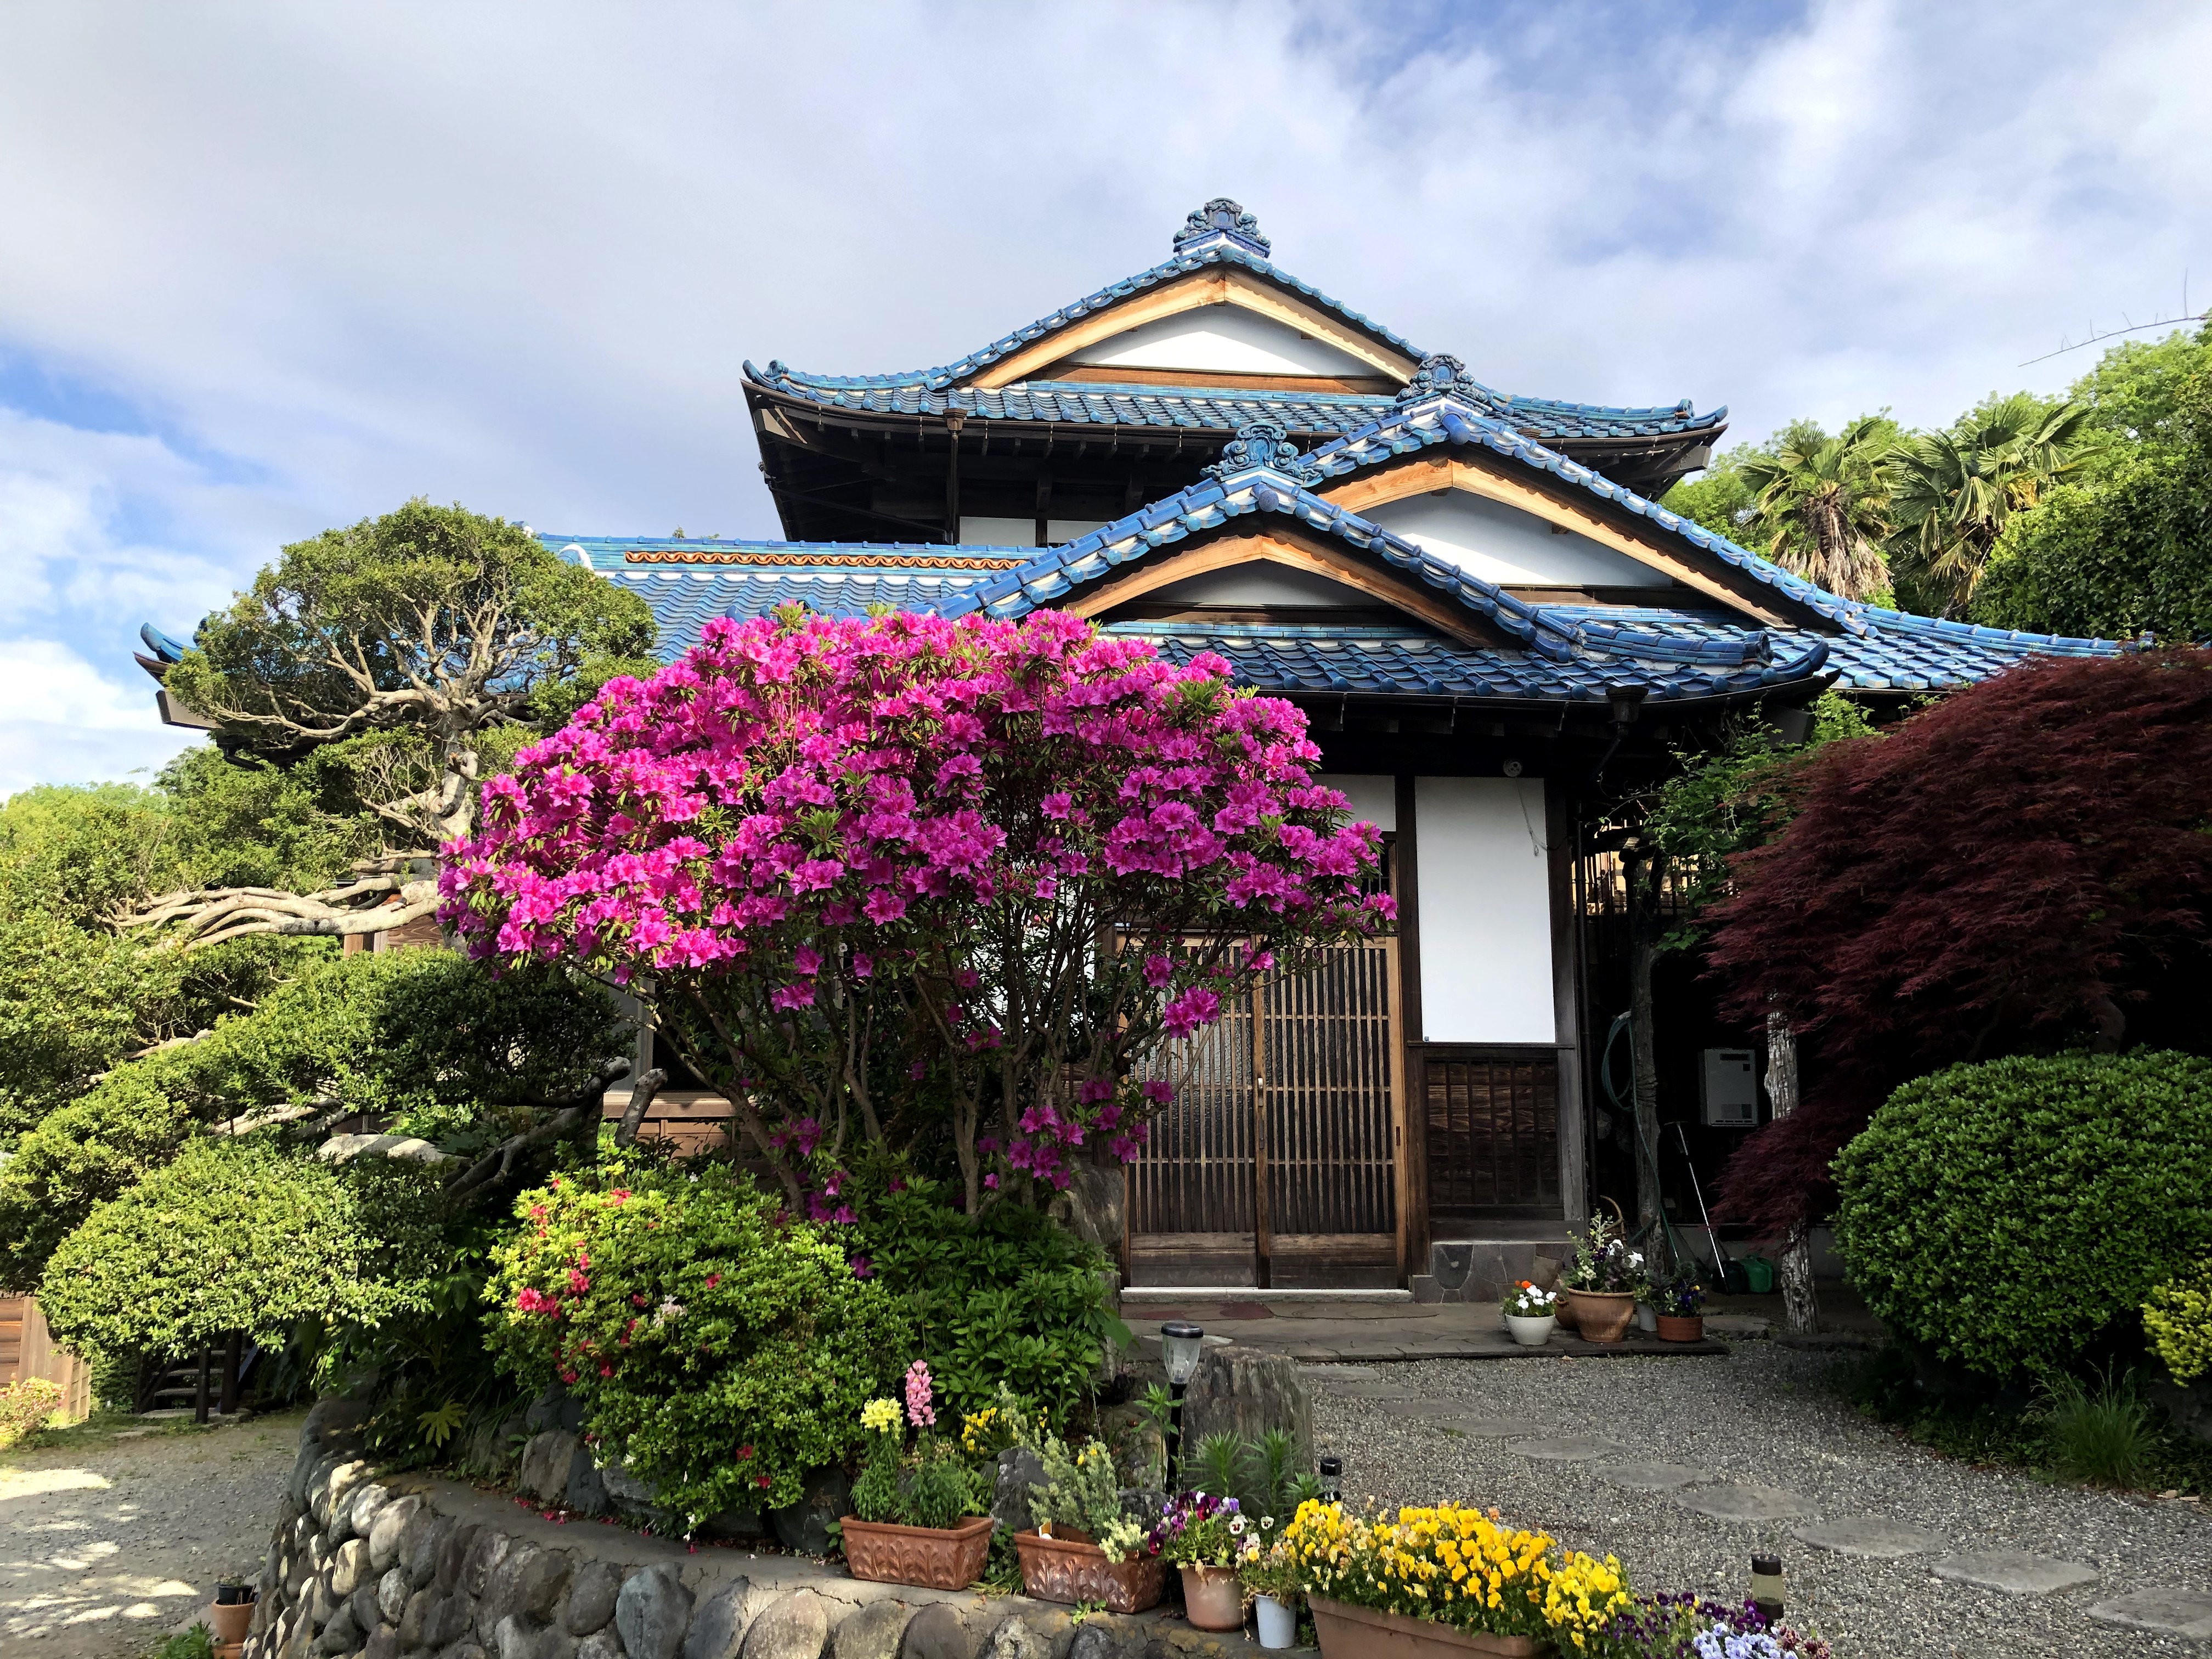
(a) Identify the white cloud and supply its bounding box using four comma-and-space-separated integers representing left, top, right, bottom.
0, 640, 201, 797
0, 0, 2204, 792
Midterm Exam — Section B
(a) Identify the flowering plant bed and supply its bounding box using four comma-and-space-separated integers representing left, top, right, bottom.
1154, 1489, 1245, 1566
842, 1361, 994, 1587
1502, 1281, 1557, 1319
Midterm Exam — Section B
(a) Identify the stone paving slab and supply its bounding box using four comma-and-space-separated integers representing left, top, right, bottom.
1512, 1436, 1630, 1462
1595, 1461, 1707, 1492
1324, 1378, 1425, 1400
1433, 1415, 1546, 1438
1928, 1551, 2100, 1595
1673, 1484, 1815, 1522
1793, 1517, 1947, 1559
2087, 1589, 2212, 1639
1297, 1364, 1383, 1381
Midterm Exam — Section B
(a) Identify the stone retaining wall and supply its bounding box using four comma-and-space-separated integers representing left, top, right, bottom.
246, 1401, 1301, 1659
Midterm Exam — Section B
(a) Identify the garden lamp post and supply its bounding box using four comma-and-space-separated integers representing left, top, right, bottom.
1161, 1321, 1204, 1479
1750, 1553, 1785, 1623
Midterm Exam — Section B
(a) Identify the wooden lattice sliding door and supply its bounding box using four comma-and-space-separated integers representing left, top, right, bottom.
1126, 936, 1405, 1288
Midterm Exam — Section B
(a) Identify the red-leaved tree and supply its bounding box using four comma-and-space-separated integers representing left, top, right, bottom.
440, 608, 1390, 1212
1707, 649, 2212, 1235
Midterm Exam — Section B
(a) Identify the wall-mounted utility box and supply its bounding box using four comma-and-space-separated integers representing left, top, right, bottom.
1701, 1048, 1759, 1128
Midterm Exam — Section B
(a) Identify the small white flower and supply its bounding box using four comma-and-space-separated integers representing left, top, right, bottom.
1229, 1515, 1245, 1534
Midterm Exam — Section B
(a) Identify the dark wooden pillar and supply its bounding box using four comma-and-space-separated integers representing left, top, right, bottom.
1393, 775, 1430, 1278
218, 1330, 242, 1416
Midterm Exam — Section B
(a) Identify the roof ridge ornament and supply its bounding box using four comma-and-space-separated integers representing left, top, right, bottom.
1396, 353, 1474, 404
1204, 419, 1322, 485
1173, 197, 1271, 258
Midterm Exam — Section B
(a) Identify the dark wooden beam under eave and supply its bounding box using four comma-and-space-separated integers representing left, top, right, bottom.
1547, 778, 1588, 1230
1393, 774, 1430, 1281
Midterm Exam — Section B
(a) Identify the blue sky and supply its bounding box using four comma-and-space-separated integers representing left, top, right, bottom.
1, 1, 2205, 794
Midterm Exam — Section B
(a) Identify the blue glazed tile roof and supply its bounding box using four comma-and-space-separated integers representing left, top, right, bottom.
743, 234, 1725, 444
747, 368, 1724, 444
537, 417, 2125, 704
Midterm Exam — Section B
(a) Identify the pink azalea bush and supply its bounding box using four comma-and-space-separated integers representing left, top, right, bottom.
442, 607, 1389, 1209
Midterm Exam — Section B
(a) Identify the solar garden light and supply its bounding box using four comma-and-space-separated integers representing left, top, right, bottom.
1161, 1321, 1204, 1475
1318, 1455, 1342, 1504
1750, 1553, 1785, 1623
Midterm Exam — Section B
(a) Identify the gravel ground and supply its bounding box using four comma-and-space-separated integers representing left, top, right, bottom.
0, 1407, 304, 1656
1310, 1344, 2212, 1659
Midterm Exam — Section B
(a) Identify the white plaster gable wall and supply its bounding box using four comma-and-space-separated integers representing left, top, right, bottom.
1064, 303, 1375, 377
1363, 492, 1671, 587
1143, 563, 1374, 608
1414, 776, 1554, 1043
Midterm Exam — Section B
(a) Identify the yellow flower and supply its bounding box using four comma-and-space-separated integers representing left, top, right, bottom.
859, 1397, 900, 1435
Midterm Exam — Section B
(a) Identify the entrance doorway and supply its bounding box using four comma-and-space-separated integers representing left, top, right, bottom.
1125, 934, 1405, 1288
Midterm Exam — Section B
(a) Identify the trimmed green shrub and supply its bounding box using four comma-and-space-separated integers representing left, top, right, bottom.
861, 1178, 1128, 1421
1833, 1051, 2212, 1375
2145, 1268, 2212, 1383
485, 1163, 911, 1520
0, 1065, 198, 1292
37, 1136, 419, 1357
0, 1378, 64, 1448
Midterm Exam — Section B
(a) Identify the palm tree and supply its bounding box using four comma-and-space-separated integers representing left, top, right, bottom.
1886, 394, 2103, 614
1737, 417, 1898, 602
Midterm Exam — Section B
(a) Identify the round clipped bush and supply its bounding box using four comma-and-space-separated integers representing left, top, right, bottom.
487, 1161, 912, 1519
1833, 1050, 2212, 1376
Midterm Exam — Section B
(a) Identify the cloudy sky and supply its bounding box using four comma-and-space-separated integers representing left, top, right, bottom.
1, 1, 2205, 794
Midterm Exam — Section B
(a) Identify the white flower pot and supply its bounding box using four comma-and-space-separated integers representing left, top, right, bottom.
1635, 1303, 1658, 1333
1504, 1313, 1556, 1347
1255, 1593, 1298, 1649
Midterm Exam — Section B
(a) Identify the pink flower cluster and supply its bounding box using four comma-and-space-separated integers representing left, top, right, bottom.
438, 608, 1387, 1192
904, 1358, 935, 1428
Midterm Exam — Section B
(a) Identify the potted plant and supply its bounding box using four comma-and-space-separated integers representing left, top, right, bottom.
1655, 1271, 1707, 1342
841, 1361, 995, 1590
1156, 1490, 1246, 1630
1285, 1499, 1632, 1659
1005, 1392, 1166, 1612
1500, 1281, 1557, 1347
1240, 1531, 1305, 1649
1561, 1211, 1643, 1343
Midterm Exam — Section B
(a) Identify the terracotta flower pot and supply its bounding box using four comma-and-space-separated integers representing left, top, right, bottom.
1564, 1289, 1636, 1342
1180, 1562, 1243, 1631
208, 1599, 253, 1645
1310, 1593, 1544, 1659
1015, 1530, 1166, 1613
840, 1514, 994, 1590
1656, 1313, 1705, 1343
1552, 1294, 1579, 1332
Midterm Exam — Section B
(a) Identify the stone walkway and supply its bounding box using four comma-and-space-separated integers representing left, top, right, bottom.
1307, 1342, 2212, 1656
1123, 1291, 1740, 1362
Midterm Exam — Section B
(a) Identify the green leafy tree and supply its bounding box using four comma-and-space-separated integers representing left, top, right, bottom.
2068, 321, 2212, 450
37, 1136, 424, 1358
1886, 393, 2103, 614
0, 949, 624, 1291
1737, 417, 1900, 602
163, 499, 656, 847
1974, 368, 2212, 644
0, 768, 366, 1138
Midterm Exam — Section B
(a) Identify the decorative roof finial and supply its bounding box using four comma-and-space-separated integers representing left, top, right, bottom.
1204, 420, 1321, 484
1396, 353, 1471, 404
1173, 198, 1271, 258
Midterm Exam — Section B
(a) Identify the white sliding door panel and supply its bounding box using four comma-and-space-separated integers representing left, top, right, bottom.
1414, 777, 1553, 1043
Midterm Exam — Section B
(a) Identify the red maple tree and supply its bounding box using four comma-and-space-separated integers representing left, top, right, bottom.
1706, 649, 2212, 1235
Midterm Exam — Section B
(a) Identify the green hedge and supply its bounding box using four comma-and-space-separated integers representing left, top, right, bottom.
1833, 1051, 2212, 1376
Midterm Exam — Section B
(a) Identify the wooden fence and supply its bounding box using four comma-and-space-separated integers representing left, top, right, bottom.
0, 1296, 93, 1421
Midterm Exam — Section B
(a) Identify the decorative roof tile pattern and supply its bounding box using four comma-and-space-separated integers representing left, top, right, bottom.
749, 368, 1725, 443
539, 407, 2124, 703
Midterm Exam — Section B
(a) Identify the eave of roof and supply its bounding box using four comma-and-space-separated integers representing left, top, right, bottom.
747, 370, 1727, 444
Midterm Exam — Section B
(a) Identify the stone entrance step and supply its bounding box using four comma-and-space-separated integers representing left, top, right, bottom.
1409, 1236, 1572, 1303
